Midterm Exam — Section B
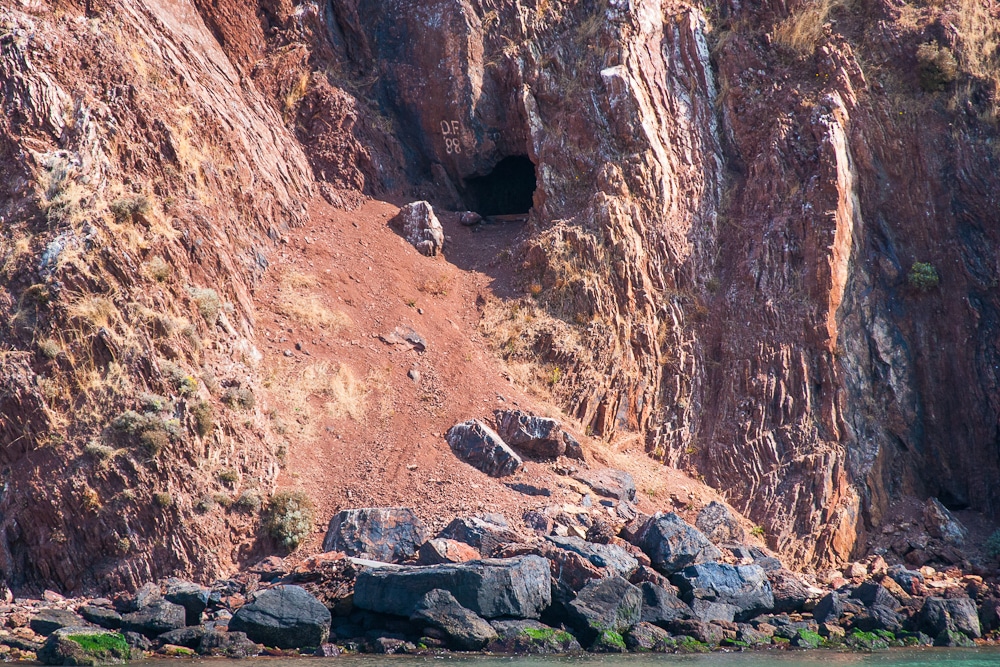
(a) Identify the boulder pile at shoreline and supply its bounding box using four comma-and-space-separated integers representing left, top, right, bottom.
4, 502, 1000, 662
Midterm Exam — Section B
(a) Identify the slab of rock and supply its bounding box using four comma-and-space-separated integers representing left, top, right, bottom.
354, 555, 550, 619
638, 581, 692, 626
121, 600, 186, 638
493, 410, 565, 458
695, 501, 745, 543
849, 582, 899, 610
30, 609, 89, 636
418, 538, 481, 565
923, 497, 968, 546
887, 564, 924, 594
768, 569, 811, 613
322, 507, 428, 563
565, 576, 642, 646
545, 535, 639, 580
572, 468, 636, 502
439, 516, 524, 555
487, 619, 582, 654
446, 420, 522, 477
690, 599, 738, 623
918, 596, 981, 640
37, 627, 131, 666
635, 512, 722, 574
158, 626, 206, 649
410, 589, 497, 650
228, 585, 331, 649
671, 563, 774, 621
562, 432, 585, 460
163, 578, 210, 626
813, 592, 844, 624
624, 621, 672, 651
79, 606, 123, 630
197, 629, 261, 658
391, 201, 444, 256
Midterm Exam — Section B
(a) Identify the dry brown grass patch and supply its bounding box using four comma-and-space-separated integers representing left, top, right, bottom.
773, 0, 850, 55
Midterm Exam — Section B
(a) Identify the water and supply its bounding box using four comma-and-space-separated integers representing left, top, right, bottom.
135, 649, 1000, 667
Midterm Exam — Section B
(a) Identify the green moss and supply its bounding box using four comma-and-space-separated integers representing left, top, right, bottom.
522, 627, 556, 641
592, 630, 626, 652
772, 636, 790, 645
793, 629, 823, 649
847, 629, 890, 652
676, 636, 710, 653
908, 261, 940, 291
67, 633, 130, 662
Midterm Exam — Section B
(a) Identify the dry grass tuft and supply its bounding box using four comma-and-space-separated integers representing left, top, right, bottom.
299, 362, 367, 420
277, 293, 352, 330
773, 0, 850, 55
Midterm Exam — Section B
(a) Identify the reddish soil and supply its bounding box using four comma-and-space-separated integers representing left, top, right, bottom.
254, 195, 760, 551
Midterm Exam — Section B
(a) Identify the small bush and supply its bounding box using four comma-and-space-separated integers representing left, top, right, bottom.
908, 262, 940, 291
84, 441, 115, 460
138, 393, 168, 413
152, 492, 172, 507
191, 400, 214, 437
751, 525, 766, 538
189, 287, 221, 325
222, 386, 255, 411
262, 491, 314, 550
213, 493, 233, 508
234, 491, 262, 514
985, 530, 1000, 559
217, 468, 239, 486
917, 42, 958, 92
109, 194, 151, 223
146, 256, 170, 282
139, 429, 169, 457
195, 497, 216, 514
37, 338, 61, 359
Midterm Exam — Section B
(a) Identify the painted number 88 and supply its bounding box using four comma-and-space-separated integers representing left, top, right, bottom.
441, 120, 461, 154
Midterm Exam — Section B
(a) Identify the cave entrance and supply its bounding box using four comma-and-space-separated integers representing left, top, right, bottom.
464, 155, 536, 218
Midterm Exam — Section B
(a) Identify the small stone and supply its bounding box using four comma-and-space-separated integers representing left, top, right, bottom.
283, 350, 293, 357
407, 368, 420, 382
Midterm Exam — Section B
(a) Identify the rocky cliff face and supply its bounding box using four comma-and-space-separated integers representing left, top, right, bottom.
1, 0, 999, 590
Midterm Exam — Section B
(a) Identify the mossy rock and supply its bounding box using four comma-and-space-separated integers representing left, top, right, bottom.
792, 628, 822, 649
590, 630, 626, 653
675, 636, 710, 653
38, 628, 131, 665
487, 620, 581, 655
846, 629, 890, 652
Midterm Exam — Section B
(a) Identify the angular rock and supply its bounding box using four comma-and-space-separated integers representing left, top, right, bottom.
446, 420, 522, 477
228, 585, 331, 649
410, 589, 497, 650
638, 582, 692, 626
635, 513, 722, 574
322, 507, 428, 563
31, 609, 89, 636
121, 600, 186, 638
545, 535, 639, 580
624, 621, 672, 651
562, 432, 585, 460
813, 592, 843, 624
37, 627, 131, 666
438, 516, 523, 555
354, 555, 551, 619
488, 619, 581, 654
850, 605, 902, 634
690, 599, 738, 623
934, 629, 977, 647
157, 626, 206, 649
671, 563, 774, 621
572, 469, 636, 502
493, 410, 565, 458
917, 596, 981, 640
923, 497, 968, 546
768, 569, 811, 613
418, 538, 481, 565
666, 619, 723, 644
695, 501, 744, 543
163, 578, 210, 626
565, 576, 642, 645
850, 582, 899, 610
78, 606, 123, 630
391, 201, 444, 256
887, 565, 924, 595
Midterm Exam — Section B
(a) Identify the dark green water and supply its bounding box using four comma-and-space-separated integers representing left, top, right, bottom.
137, 649, 1000, 667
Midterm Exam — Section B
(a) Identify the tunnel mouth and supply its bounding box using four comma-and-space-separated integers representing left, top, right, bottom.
463, 155, 536, 218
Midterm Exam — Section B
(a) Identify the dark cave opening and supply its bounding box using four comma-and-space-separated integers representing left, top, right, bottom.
463, 155, 536, 217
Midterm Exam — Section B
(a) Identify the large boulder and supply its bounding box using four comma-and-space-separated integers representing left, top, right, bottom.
410, 589, 497, 650
163, 578, 210, 626
813, 592, 844, 624
30, 609, 89, 636
445, 420, 522, 477
438, 516, 524, 555
37, 627, 131, 666
917, 597, 981, 640
638, 582, 692, 626
79, 606, 123, 630
572, 469, 636, 502
487, 620, 582, 654
923, 497, 968, 546
565, 576, 642, 646
545, 536, 639, 580
768, 569, 811, 613
228, 585, 331, 649
120, 600, 185, 638
493, 410, 565, 458
322, 507, 428, 563
391, 201, 444, 256
695, 501, 744, 543
671, 563, 773, 621
635, 513, 722, 574
354, 555, 551, 619
849, 582, 899, 610
197, 629, 261, 658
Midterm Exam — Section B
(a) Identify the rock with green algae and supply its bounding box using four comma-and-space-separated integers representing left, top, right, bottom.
791, 628, 822, 648
846, 629, 890, 652
37, 627, 131, 665
590, 630, 627, 653
675, 635, 710, 653
486, 620, 582, 654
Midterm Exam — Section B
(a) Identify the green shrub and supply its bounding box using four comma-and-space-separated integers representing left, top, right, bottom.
917, 42, 958, 92
222, 386, 255, 411
234, 491, 262, 514
109, 194, 151, 223
263, 491, 314, 550
985, 529, 1000, 559
217, 468, 239, 486
188, 287, 221, 324
153, 492, 172, 507
191, 400, 214, 437
908, 262, 940, 291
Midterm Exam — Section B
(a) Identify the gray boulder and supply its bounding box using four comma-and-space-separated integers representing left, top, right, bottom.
392, 201, 444, 256
695, 501, 744, 543
229, 585, 331, 649
487, 619, 582, 654
624, 621, 672, 651
37, 627, 130, 665
121, 600, 186, 638
813, 592, 843, 624
670, 563, 774, 621
638, 582, 692, 626
446, 420, 522, 477
545, 536, 638, 580
30, 609, 89, 636
354, 555, 551, 619
565, 576, 642, 646
635, 513, 722, 574
572, 468, 636, 502
888, 564, 924, 594
690, 599, 738, 623
163, 578, 210, 626
438, 516, 523, 555
768, 569, 811, 613
157, 626, 206, 649
79, 606, 123, 630
923, 497, 968, 546
918, 597, 981, 640
322, 507, 428, 563
850, 582, 899, 610
410, 589, 497, 650
493, 410, 565, 458
197, 629, 261, 658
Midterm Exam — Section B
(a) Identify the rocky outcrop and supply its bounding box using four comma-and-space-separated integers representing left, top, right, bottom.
322, 508, 428, 563
671, 564, 774, 622
390, 201, 445, 257
228, 586, 331, 649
